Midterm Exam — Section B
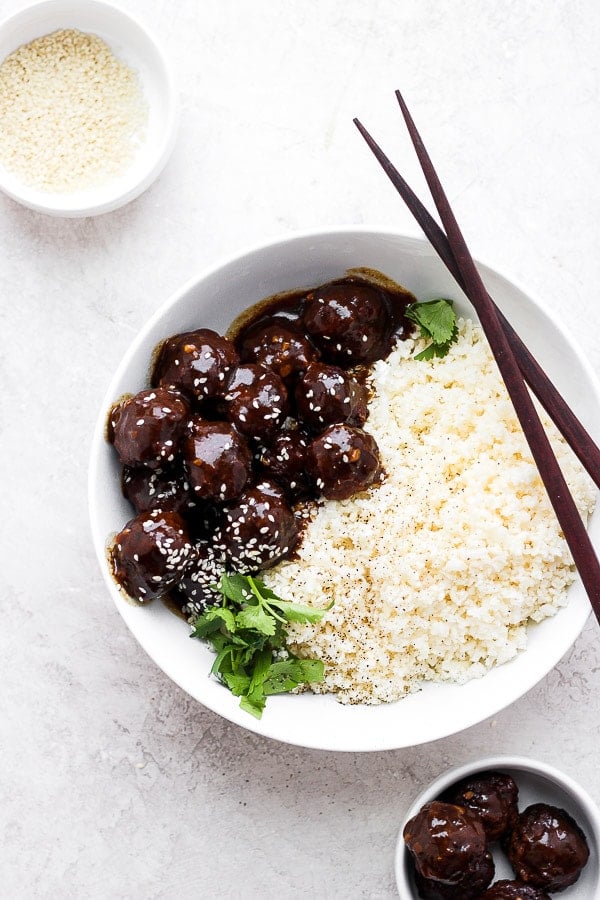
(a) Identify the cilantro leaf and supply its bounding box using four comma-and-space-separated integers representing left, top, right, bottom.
405, 298, 458, 360
218, 572, 254, 605
221, 671, 251, 696
263, 658, 325, 695
266, 597, 333, 624
190, 572, 331, 719
191, 606, 237, 639
240, 688, 267, 719
236, 603, 277, 636
247, 648, 273, 692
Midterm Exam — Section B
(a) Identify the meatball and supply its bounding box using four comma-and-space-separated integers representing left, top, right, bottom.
306, 424, 381, 500
121, 464, 194, 516
111, 510, 193, 602
295, 362, 369, 431
153, 328, 239, 401
257, 427, 312, 498
302, 280, 393, 365
403, 801, 494, 897
219, 480, 299, 572
175, 539, 226, 616
182, 420, 252, 503
110, 387, 189, 469
504, 803, 589, 892
479, 881, 551, 900
224, 364, 289, 444
238, 318, 319, 383
443, 771, 519, 841
413, 855, 494, 899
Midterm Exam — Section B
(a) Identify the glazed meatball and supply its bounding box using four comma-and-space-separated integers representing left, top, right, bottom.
110, 387, 189, 469
257, 427, 312, 498
413, 855, 494, 899
224, 364, 289, 443
153, 328, 239, 401
219, 480, 299, 572
443, 771, 519, 841
182, 420, 252, 503
295, 362, 369, 431
302, 280, 393, 365
479, 881, 551, 900
111, 510, 193, 602
504, 803, 589, 892
238, 318, 319, 383
175, 539, 226, 616
403, 801, 494, 897
306, 424, 381, 500
121, 464, 194, 516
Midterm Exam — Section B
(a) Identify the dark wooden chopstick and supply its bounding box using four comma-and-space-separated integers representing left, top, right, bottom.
353, 93, 600, 619
353, 117, 600, 491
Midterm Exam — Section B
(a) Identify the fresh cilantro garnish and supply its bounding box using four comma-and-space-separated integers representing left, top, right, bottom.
190, 573, 332, 719
405, 298, 459, 360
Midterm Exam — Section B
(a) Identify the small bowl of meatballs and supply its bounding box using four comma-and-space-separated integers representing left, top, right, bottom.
395, 756, 600, 899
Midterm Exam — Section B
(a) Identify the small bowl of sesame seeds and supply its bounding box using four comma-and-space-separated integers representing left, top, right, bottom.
0, 0, 178, 216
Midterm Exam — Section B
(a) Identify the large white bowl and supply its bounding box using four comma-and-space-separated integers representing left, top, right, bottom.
88, 228, 600, 751
0, 0, 178, 216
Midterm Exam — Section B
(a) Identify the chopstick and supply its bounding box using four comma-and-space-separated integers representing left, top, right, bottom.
353, 116, 600, 492
353, 93, 600, 620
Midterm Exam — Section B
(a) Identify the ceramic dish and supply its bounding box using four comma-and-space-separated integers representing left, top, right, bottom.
88, 228, 600, 751
395, 755, 600, 898
0, 0, 178, 216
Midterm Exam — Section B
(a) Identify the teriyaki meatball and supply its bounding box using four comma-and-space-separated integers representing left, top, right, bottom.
219, 480, 299, 572
153, 328, 239, 402
504, 803, 589, 892
257, 426, 312, 499
306, 424, 381, 500
224, 364, 289, 443
110, 387, 190, 468
182, 420, 252, 503
443, 771, 519, 841
111, 509, 193, 602
403, 801, 494, 899
302, 279, 394, 365
238, 318, 319, 384
121, 463, 194, 516
294, 362, 369, 431
175, 539, 226, 617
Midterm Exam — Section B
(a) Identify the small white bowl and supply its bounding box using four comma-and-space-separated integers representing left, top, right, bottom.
89, 228, 600, 751
395, 756, 600, 898
0, 0, 178, 216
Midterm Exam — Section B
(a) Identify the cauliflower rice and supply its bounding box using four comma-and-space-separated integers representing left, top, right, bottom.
264, 318, 597, 704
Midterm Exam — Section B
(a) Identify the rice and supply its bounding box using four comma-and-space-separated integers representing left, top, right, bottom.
263, 318, 597, 704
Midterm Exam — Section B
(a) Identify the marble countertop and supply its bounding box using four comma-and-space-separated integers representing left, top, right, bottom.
3, 1, 600, 897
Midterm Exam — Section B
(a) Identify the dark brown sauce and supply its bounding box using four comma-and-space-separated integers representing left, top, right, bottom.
227, 287, 306, 340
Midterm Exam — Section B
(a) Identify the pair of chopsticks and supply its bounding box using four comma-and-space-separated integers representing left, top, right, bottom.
354, 91, 600, 622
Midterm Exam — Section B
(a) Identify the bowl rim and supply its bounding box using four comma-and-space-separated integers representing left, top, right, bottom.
0, 0, 179, 216
88, 225, 600, 751
394, 754, 600, 898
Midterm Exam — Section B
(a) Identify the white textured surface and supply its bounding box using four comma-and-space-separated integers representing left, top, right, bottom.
2, 1, 600, 897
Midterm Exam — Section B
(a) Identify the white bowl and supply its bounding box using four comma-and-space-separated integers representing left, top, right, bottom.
395, 755, 600, 898
88, 228, 600, 751
0, 0, 178, 216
